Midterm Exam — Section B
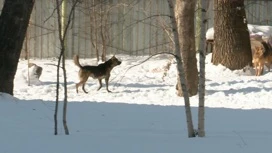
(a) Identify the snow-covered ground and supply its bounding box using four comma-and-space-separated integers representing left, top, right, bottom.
1, 51, 272, 153
13, 54, 272, 109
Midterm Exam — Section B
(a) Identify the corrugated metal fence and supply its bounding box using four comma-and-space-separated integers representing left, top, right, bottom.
21, 0, 172, 59
0, 0, 271, 59
206, 0, 272, 28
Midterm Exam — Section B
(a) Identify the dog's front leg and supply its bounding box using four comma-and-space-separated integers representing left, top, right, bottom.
255, 64, 258, 76
105, 77, 111, 92
97, 79, 103, 91
258, 64, 264, 76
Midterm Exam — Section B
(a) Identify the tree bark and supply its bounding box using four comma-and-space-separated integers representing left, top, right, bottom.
167, 0, 195, 138
197, 0, 207, 137
212, 0, 252, 70
0, 0, 35, 95
175, 0, 198, 97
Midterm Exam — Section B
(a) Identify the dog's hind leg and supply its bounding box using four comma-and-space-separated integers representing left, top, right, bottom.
267, 62, 271, 72
75, 83, 81, 93
261, 65, 264, 75
76, 81, 85, 93
82, 83, 89, 94
97, 79, 103, 91
76, 76, 89, 93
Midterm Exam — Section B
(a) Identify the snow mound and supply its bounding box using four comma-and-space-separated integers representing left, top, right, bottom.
21, 63, 43, 85
206, 24, 272, 40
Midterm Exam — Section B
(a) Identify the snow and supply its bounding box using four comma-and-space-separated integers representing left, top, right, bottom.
206, 24, 272, 40
1, 25, 272, 152
205, 27, 214, 40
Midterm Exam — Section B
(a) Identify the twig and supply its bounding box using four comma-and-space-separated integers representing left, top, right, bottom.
112, 52, 178, 86
44, 63, 63, 69
44, 0, 64, 24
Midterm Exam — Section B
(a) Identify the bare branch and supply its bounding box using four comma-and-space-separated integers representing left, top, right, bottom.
112, 52, 178, 85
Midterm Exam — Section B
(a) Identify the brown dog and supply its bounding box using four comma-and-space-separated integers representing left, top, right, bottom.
74, 55, 121, 93
253, 46, 266, 76
252, 43, 272, 76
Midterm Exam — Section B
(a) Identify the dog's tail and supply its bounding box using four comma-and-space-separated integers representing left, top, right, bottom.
73, 55, 82, 68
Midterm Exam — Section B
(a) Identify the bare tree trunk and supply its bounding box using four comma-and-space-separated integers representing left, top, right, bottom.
195, 0, 201, 52
55, 0, 62, 135
100, 3, 106, 61
94, 0, 99, 61
101, 31, 106, 61
197, 0, 207, 138
54, 98, 59, 135
26, 27, 31, 86
25, 27, 30, 60
60, 0, 69, 135
0, 0, 35, 95
62, 50, 69, 135
167, 0, 195, 138
212, 0, 251, 70
54, 108, 58, 135
55, 0, 79, 135
55, 51, 62, 135
175, 0, 198, 97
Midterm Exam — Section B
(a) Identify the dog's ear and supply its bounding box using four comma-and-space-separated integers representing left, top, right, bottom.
255, 46, 259, 50
256, 46, 264, 55
111, 55, 117, 59
255, 46, 263, 53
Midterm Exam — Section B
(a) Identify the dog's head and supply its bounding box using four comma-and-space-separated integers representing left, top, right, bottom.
110, 55, 122, 66
253, 46, 264, 57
